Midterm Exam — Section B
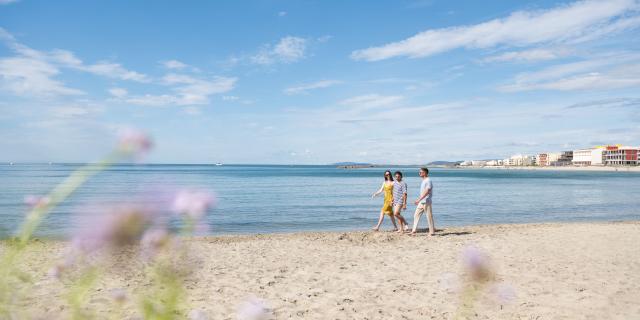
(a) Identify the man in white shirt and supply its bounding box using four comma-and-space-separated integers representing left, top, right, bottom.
411, 167, 435, 236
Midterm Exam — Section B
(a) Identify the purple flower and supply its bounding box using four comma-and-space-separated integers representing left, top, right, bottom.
237, 296, 270, 320
188, 309, 208, 320
110, 288, 128, 304
462, 246, 493, 282
117, 128, 153, 156
493, 283, 516, 304
171, 190, 216, 220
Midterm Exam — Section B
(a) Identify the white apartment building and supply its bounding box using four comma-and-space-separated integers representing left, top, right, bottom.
486, 159, 503, 166
572, 147, 604, 166
505, 154, 533, 166
471, 160, 487, 166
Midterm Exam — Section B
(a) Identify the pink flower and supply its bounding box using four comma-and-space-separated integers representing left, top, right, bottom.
462, 246, 493, 282
237, 296, 270, 320
171, 190, 216, 220
117, 128, 152, 156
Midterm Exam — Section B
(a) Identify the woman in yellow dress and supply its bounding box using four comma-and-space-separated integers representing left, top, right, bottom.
371, 170, 398, 231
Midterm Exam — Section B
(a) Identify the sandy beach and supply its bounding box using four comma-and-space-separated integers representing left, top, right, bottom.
3, 221, 640, 319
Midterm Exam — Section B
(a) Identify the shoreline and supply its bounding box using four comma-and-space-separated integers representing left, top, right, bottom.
2, 220, 640, 319
451, 165, 640, 172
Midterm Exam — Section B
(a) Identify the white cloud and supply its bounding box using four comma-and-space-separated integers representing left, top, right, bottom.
123, 74, 237, 106
81, 61, 149, 82
278, 11, 287, 17
499, 53, 640, 91
0, 0, 19, 4
0, 56, 84, 96
162, 59, 188, 69
108, 87, 128, 98
284, 80, 341, 95
483, 48, 572, 63
51, 104, 103, 118
251, 36, 307, 65
0, 28, 149, 99
340, 94, 404, 110
222, 95, 239, 101
351, 0, 640, 61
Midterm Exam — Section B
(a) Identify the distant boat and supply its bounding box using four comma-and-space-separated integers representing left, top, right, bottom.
215, 163, 223, 166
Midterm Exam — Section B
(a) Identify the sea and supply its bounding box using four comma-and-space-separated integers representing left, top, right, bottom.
1, 163, 640, 238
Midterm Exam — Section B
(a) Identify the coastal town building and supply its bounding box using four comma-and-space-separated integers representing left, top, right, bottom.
458, 145, 638, 168
573, 147, 605, 166
536, 153, 548, 166
603, 146, 639, 166
504, 154, 533, 166
471, 160, 487, 166
536, 153, 561, 166
552, 151, 573, 166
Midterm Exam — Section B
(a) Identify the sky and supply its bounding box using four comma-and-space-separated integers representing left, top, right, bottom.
1, 0, 639, 164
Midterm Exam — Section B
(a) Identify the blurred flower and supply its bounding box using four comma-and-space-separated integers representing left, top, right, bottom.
171, 190, 216, 220
24, 195, 51, 209
140, 227, 171, 259
47, 264, 64, 279
117, 128, 153, 156
493, 283, 516, 304
188, 309, 208, 320
462, 246, 493, 282
237, 296, 270, 320
72, 205, 155, 254
110, 288, 127, 304
438, 272, 461, 293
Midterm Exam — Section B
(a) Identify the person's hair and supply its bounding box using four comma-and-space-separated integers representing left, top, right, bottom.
394, 171, 403, 178
420, 167, 429, 175
384, 170, 394, 181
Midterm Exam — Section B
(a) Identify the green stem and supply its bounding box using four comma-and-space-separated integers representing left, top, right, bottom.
17, 152, 122, 246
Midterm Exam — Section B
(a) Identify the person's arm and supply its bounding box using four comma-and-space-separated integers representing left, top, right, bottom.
414, 184, 431, 205
402, 183, 408, 209
402, 193, 407, 209
371, 183, 384, 198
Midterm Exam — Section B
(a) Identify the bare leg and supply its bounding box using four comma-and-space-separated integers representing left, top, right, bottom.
390, 214, 398, 231
426, 203, 435, 236
411, 204, 424, 234
393, 206, 406, 233
373, 210, 385, 231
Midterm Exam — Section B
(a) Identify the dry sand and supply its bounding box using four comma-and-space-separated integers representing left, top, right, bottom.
3, 221, 640, 319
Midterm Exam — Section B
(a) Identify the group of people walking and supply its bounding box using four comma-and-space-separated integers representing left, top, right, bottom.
371, 167, 435, 236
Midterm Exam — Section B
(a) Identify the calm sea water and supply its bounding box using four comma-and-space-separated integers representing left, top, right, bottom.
1, 164, 640, 237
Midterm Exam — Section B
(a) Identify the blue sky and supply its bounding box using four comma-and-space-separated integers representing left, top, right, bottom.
1, 0, 639, 164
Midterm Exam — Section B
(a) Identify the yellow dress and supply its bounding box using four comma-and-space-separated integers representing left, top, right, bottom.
382, 183, 394, 215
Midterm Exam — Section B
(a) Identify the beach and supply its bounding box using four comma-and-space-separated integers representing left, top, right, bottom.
3, 221, 639, 319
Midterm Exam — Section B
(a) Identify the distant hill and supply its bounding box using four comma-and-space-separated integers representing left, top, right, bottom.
331, 162, 373, 166
427, 161, 461, 166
